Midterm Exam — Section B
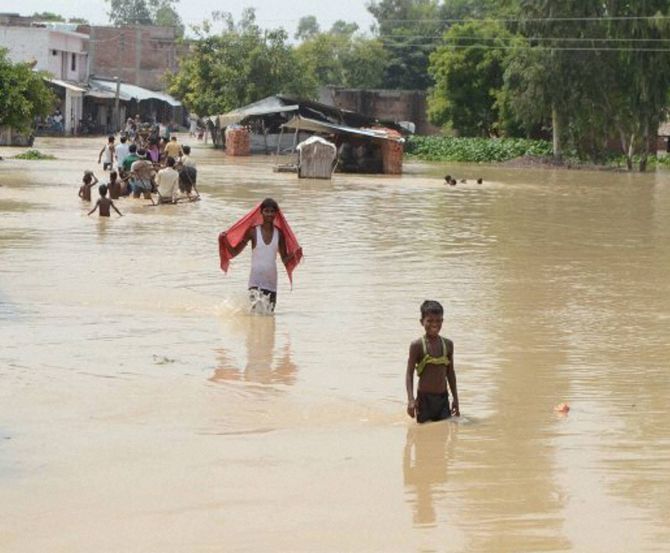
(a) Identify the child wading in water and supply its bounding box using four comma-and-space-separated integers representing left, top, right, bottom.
219, 198, 303, 312
88, 185, 122, 217
406, 300, 459, 423
78, 171, 98, 201
98, 135, 116, 171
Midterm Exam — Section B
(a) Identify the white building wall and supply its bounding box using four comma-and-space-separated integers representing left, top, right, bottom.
0, 27, 88, 82
0, 28, 50, 71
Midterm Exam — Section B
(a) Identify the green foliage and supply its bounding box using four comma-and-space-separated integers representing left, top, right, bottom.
294, 27, 388, 89
167, 11, 315, 116
0, 50, 56, 132
32, 12, 65, 21
14, 149, 56, 160
330, 20, 359, 36
106, 0, 181, 28
153, 3, 184, 36
500, 0, 670, 169
368, 0, 445, 90
295, 16, 320, 41
406, 135, 553, 162
106, 0, 152, 25
368, 0, 507, 90
428, 21, 516, 136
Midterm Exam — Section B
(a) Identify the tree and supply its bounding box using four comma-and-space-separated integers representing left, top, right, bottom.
295, 15, 320, 41
330, 20, 359, 36
0, 49, 55, 132
603, 1, 670, 171
367, 0, 506, 90
106, 0, 152, 25
167, 11, 315, 116
32, 12, 65, 21
428, 21, 514, 136
367, 0, 445, 90
106, 0, 182, 28
295, 30, 388, 89
500, 0, 670, 169
153, 2, 184, 36
341, 38, 388, 88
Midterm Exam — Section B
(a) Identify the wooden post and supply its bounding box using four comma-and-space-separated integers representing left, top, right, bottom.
276, 127, 285, 156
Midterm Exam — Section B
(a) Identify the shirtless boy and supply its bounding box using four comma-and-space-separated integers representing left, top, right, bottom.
406, 300, 459, 423
108, 171, 121, 199
78, 171, 98, 201
88, 185, 122, 217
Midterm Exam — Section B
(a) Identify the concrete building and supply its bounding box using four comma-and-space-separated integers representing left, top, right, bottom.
322, 87, 441, 136
79, 25, 182, 91
0, 21, 88, 134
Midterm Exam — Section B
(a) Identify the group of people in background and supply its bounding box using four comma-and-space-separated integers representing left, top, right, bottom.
81, 120, 199, 216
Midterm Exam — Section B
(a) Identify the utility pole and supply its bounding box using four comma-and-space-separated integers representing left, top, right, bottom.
114, 76, 121, 132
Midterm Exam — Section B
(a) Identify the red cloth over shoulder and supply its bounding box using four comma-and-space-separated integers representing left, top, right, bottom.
218, 203, 303, 286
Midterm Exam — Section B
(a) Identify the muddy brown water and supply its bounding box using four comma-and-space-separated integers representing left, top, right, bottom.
1, 136, 669, 552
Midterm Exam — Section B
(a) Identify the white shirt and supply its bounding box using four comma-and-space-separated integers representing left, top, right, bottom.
156, 167, 179, 200
181, 154, 196, 168
249, 226, 279, 292
115, 143, 130, 167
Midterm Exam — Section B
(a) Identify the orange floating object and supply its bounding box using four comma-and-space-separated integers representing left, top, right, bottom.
554, 402, 570, 413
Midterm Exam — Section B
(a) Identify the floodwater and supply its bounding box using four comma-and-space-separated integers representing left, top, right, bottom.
1, 136, 669, 552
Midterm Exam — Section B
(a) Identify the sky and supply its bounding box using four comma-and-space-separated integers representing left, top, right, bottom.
0, 0, 377, 37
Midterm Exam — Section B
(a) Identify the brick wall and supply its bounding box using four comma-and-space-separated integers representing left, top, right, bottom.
324, 87, 441, 136
80, 25, 183, 91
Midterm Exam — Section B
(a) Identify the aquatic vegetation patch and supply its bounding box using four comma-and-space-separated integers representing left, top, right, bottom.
406, 136, 553, 163
14, 149, 56, 160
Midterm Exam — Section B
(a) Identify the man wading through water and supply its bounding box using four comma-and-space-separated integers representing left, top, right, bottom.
219, 198, 303, 312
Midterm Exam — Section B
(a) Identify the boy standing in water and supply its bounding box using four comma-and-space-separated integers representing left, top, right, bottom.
98, 135, 116, 171
78, 171, 98, 201
406, 300, 459, 423
219, 198, 301, 312
107, 171, 121, 199
88, 185, 123, 217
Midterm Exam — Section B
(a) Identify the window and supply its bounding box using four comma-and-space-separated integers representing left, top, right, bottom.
71, 53, 76, 72
52, 50, 57, 56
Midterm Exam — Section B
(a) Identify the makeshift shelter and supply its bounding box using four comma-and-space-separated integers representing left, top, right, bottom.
296, 136, 337, 179
209, 95, 409, 174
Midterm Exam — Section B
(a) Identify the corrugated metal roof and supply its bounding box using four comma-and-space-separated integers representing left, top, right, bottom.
282, 115, 404, 142
46, 78, 88, 93
216, 96, 299, 127
88, 79, 181, 106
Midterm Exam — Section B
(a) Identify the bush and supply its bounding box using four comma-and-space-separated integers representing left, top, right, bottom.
405, 136, 553, 162
14, 149, 56, 160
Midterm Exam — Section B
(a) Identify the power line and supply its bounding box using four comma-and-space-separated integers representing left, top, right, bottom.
383, 42, 670, 53
378, 34, 670, 43
366, 15, 670, 24
252, 15, 670, 24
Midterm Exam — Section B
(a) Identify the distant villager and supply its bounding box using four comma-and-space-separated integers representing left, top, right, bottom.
449, 178, 457, 186
459, 178, 466, 184
444, 174, 451, 184
477, 178, 483, 184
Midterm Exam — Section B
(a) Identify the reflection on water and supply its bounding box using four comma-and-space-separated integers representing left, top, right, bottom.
211, 314, 297, 386
403, 421, 457, 527
1, 137, 670, 552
